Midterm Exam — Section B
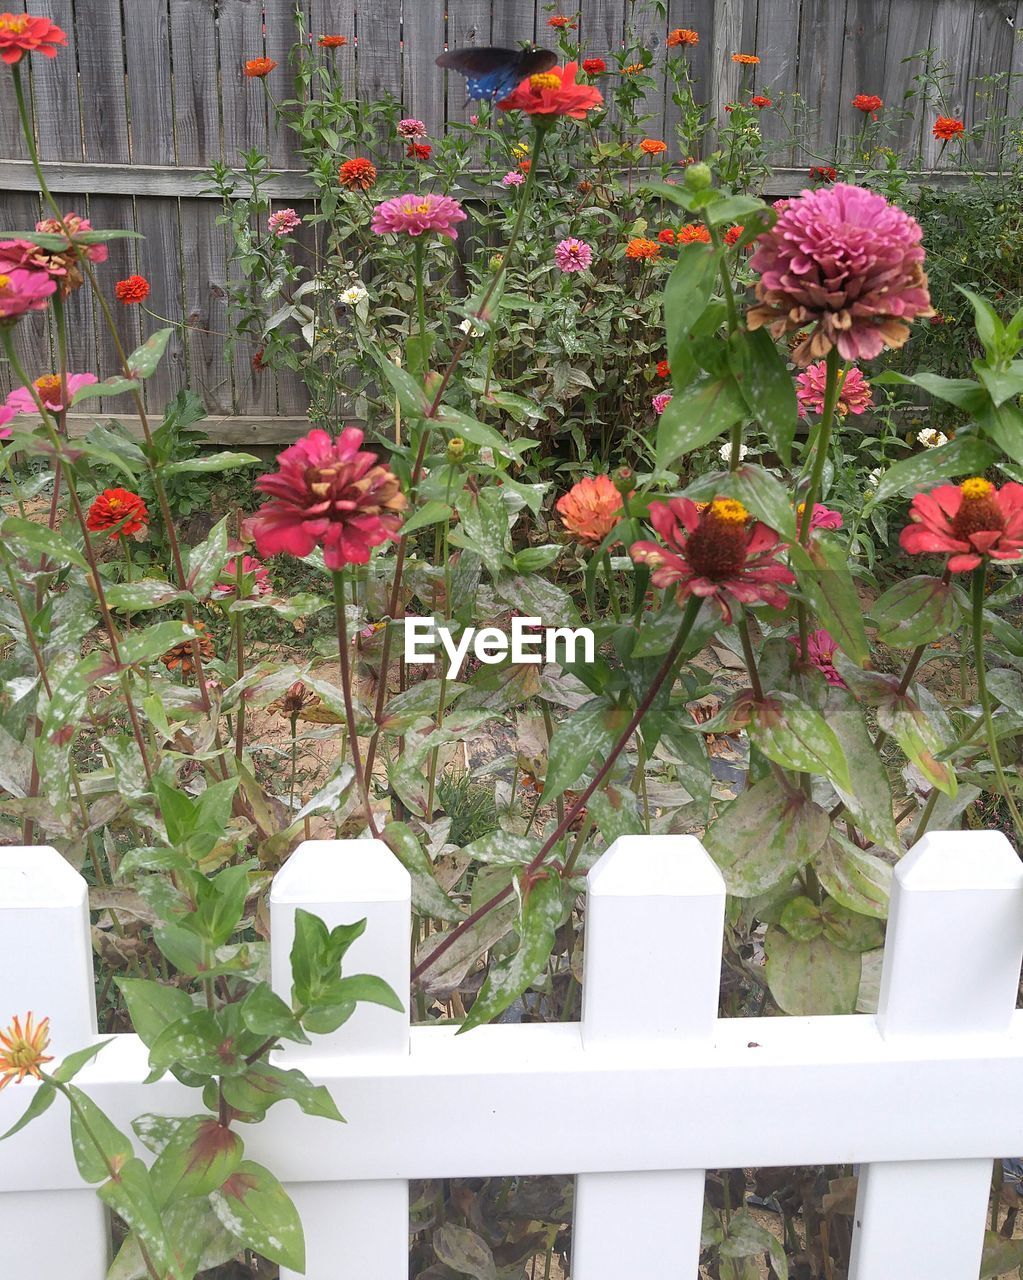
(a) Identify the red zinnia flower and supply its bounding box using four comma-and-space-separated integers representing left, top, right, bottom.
853, 93, 882, 113
338, 157, 378, 190
250, 426, 407, 570
667, 28, 699, 47
86, 488, 150, 540
677, 223, 711, 244
557, 475, 625, 545
318, 35, 347, 47
797, 501, 843, 532
518, 158, 532, 173
658, 228, 676, 245
406, 142, 432, 160
750, 95, 772, 109
582, 58, 606, 75
790, 628, 846, 687
630, 497, 794, 623
115, 274, 150, 305
547, 15, 576, 28
899, 477, 1023, 573
656, 359, 670, 378
0, 13, 66, 64
498, 62, 603, 119
810, 165, 837, 183
724, 224, 744, 246
244, 56, 276, 78
933, 116, 965, 141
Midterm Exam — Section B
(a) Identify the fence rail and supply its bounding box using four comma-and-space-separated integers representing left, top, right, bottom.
1, 830, 1022, 1278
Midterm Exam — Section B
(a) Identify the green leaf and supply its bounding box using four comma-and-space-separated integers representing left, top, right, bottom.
664, 243, 718, 368
822, 688, 900, 852
127, 329, 174, 378
717, 464, 798, 544
779, 895, 823, 941
704, 775, 831, 896
0, 1082, 55, 1140
329, 973, 404, 1011
98, 1158, 187, 1280
452, 487, 510, 577
150, 1116, 244, 1205
240, 983, 310, 1044
220, 1062, 344, 1122
433, 1224, 499, 1280
871, 575, 958, 647
764, 926, 861, 1015
186, 514, 230, 596
876, 686, 957, 796
106, 579, 195, 612
162, 450, 260, 476
433, 405, 525, 459
51, 1038, 114, 1084
978, 400, 1023, 458
401, 499, 452, 535
820, 898, 885, 952
980, 1230, 1023, 1279
960, 286, 1003, 358
377, 356, 429, 416
729, 328, 799, 464
874, 370, 988, 412
71, 376, 141, 404
116, 979, 193, 1048
68, 1083, 134, 1183
209, 1160, 305, 1273
788, 536, 871, 666
870, 435, 999, 506
462, 831, 541, 865
815, 835, 892, 919
108, 1199, 238, 1280
460, 871, 563, 1032
117, 621, 197, 667
719, 1209, 789, 1280
384, 821, 463, 923
656, 376, 745, 468
8, 227, 143, 249
746, 692, 851, 791
706, 193, 767, 227
544, 697, 628, 801
2, 515, 88, 571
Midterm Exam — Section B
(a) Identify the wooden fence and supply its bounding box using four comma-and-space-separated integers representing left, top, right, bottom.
2, 830, 1023, 1278
1, 0, 1022, 441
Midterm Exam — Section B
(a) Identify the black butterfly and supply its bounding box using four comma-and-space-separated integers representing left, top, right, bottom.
436, 46, 557, 102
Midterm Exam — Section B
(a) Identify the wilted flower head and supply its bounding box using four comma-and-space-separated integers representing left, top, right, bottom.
501, 170, 525, 187
554, 237, 592, 272
795, 362, 874, 417
6, 371, 97, 415
268, 208, 302, 237
0, 1013, 53, 1088
899, 477, 1023, 573
0, 13, 66, 64
498, 62, 603, 119
251, 426, 406, 570
556, 475, 626, 546
269, 680, 321, 720
397, 118, 427, 138
790, 628, 846, 686
916, 427, 949, 449
652, 392, 672, 415
371, 193, 467, 240
85, 487, 150, 540
162, 621, 215, 675
748, 182, 933, 365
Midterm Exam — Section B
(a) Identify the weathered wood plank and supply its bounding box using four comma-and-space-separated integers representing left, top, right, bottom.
265, 0, 309, 169
219, 0, 271, 167
921, 0, 978, 168
629, 0, 671, 140
123, 0, 176, 167
1007, 0, 1023, 120
710, 0, 746, 136
663, 0, 712, 153
0, 0, 28, 160
355, 0, 403, 109
964, 0, 1015, 167
38, 414, 331, 445
404, 0, 448, 138
795, 0, 850, 165
178, 200, 236, 418
490, 0, 538, 48
756, 0, 802, 167
880, 0, 937, 159
444, 0, 493, 134
168, 0, 223, 167
85, 192, 142, 413
308, 0, 357, 91
76, 0, 130, 164
28, 0, 81, 161
837, 0, 891, 169
0, 191, 49, 401
132, 198, 188, 416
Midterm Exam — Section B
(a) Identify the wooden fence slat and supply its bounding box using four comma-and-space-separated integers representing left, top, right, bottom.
880, 0, 936, 159
76, 0, 129, 164
0, 191, 48, 400
444, 0, 493, 135
355, 0, 404, 109
309, 0, 358, 89
756, 0, 802, 167
403, 0, 448, 138
265, 0, 310, 169
85, 191, 143, 412
795, 0, 851, 167
629, 0, 671, 140
967, 0, 1016, 166
922, 0, 978, 168
0, 0, 28, 160
837, 0, 891, 169
663, 0, 712, 154
169, 0, 223, 167
490, 0, 538, 48
28, 0, 81, 162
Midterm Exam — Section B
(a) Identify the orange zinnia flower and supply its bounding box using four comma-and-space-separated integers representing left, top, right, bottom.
557, 475, 626, 545
244, 56, 276, 78
750, 94, 772, 109
656, 359, 670, 378
338, 157, 378, 190
518, 158, 532, 173
639, 137, 668, 155
625, 237, 660, 260
622, 62, 645, 75
318, 35, 347, 47
853, 93, 882, 113
933, 116, 965, 141
114, 274, 150, 305
667, 28, 699, 48
731, 52, 760, 65
86, 488, 150, 540
724, 224, 744, 246
0, 1013, 53, 1088
677, 223, 711, 244
161, 621, 215, 675
547, 15, 576, 28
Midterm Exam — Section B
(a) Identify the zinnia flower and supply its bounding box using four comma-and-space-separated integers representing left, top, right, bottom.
340, 283, 368, 306
518, 158, 532, 173
547, 14, 575, 28
652, 392, 672, 415
86, 487, 150, 540
625, 237, 660, 260
795, 361, 874, 416
406, 142, 432, 160
899, 478, 1023, 573
371, 193, 467, 240
582, 58, 606, 75
853, 94, 882, 113
677, 223, 711, 244
557, 475, 625, 545
917, 427, 949, 449
397, 118, 427, 138
724, 224, 744, 246
162, 621, 215, 675
0, 266, 57, 321
790, 628, 846, 686
656, 359, 670, 378
501, 170, 525, 186
667, 28, 699, 47
498, 62, 603, 119
718, 442, 750, 464
269, 680, 321, 720
622, 63, 645, 75
268, 208, 302, 236
0, 13, 66, 64
0, 404, 13, 439
554, 237, 592, 272
318, 35, 347, 48
748, 182, 933, 364
338, 157, 378, 190
9, 213, 108, 296
250, 427, 407, 569
243, 57, 276, 77
213, 554, 272, 599
750, 95, 772, 108
732, 53, 760, 64
933, 116, 965, 142
640, 138, 668, 155
114, 274, 150, 304
6, 371, 98, 415
810, 165, 837, 183
630, 497, 794, 623
0, 1013, 53, 1088
658, 228, 676, 245
797, 501, 843, 531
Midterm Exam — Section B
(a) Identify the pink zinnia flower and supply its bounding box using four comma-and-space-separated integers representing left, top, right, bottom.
899, 477, 1023, 573
250, 427, 407, 570
790, 628, 846, 687
0, 266, 56, 321
397, 118, 427, 138
213, 553, 273, 599
630, 497, 794, 624
652, 392, 672, 415
469, 114, 480, 125
268, 208, 302, 237
501, 170, 525, 187
795, 361, 874, 417
0, 404, 13, 439
554, 238, 592, 273
797, 501, 843, 531
748, 183, 933, 365
6, 372, 98, 415
370, 193, 467, 241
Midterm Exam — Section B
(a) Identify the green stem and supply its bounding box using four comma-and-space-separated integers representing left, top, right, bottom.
972, 566, 1023, 837
796, 346, 842, 661
333, 570, 378, 835
601, 552, 620, 621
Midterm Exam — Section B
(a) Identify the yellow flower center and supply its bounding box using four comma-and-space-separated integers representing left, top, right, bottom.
960, 476, 993, 500
530, 72, 561, 91
35, 375, 63, 400
709, 498, 749, 525
0, 14, 30, 32
511, 143, 529, 157
0, 274, 10, 290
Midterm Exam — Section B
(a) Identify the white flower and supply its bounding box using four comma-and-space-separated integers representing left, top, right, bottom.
339, 284, 368, 307
459, 318, 485, 336
718, 442, 749, 464
916, 427, 949, 449
866, 467, 884, 490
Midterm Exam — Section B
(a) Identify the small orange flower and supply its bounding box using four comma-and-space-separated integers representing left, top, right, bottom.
556, 475, 626, 546
114, 274, 150, 305
731, 52, 760, 65
86, 488, 150, 541
933, 116, 965, 141
667, 28, 699, 48
656, 359, 670, 378
161, 621, 215, 676
639, 137, 668, 155
625, 237, 660, 261
724, 224, 744, 246
338, 157, 378, 190
547, 15, 576, 29
317, 34, 347, 48
518, 158, 532, 173
243, 56, 276, 78
622, 63, 645, 75
0, 1013, 53, 1088
677, 223, 711, 244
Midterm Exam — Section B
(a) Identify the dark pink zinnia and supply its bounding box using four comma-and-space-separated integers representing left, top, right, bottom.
748, 182, 933, 365
250, 427, 407, 570
795, 361, 874, 417
790, 628, 846, 687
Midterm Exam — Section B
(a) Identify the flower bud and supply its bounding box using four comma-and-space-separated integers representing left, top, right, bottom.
685, 161, 712, 190
446, 436, 466, 463
612, 466, 634, 496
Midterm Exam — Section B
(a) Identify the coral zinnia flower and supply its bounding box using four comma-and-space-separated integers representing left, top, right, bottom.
667, 28, 699, 47
0, 13, 66, 63
658, 229, 676, 245
0, 1013, 53, 1088
86, 487, 150, 540
397, 118, 427, 138
732, 52, 760, 64
899, 478, 1023, 573
750, 95, 772, 108
933, 116, 965, 141
810, 165, 837, 183
795, 361, 873, 417
557, 475, 625, 545
115, 274, 150, 304
338, 157, 378, 190
554, 237, 592, 272
582, 58, 606, 75
162, 621, 215, 675
318, 35, 347, 48
748, 182, 933, 365
244, 56, 276, 77
6, 371, 98, 415
853, 94, 882, 113
631, 497, 794, 623
0, 267, 57, 321
790, 628, 846, 686
625, 237, 660, 260
371, 193, 467, 240
677, 223, 711, 244
724, 224, 744, 246
640, 137, 668, 155
498, 62, 603, 119
250, 427, 406, 570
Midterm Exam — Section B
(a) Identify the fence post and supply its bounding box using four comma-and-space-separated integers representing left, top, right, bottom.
849, 830, 1023, 1280
269, 838, 411, 1280
573, 834, 726, 1278
0, 846, 107, 1278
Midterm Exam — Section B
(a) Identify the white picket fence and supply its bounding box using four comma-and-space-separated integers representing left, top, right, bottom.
1, 830, 1023, 1279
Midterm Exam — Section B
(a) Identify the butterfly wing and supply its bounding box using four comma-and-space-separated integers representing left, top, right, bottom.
436, 46, 557, 101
